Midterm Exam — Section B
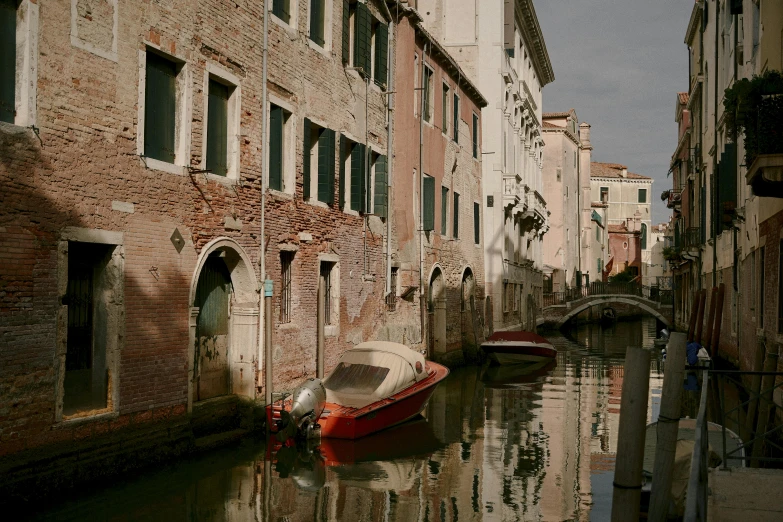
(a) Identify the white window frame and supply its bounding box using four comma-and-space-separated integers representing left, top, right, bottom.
268, 95, 296, 196
341, 131, 362, 215
318, 254, 340, 336
305, 117, 329, 206
2, 0, 38, 129
70, 0, 118, 62
270, 0, 298, 32
202, 62, 241, 182
306, 0, 333, 55
136, 45, 192, 175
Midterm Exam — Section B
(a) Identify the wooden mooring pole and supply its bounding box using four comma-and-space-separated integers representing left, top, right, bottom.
694, 289, 707, 345
703, 287, 718, 352
649, 332, 687, 521
708, 284, 725, 357
743, 336, 767, 445
687, 289, 702, 342
751, 345, 780, 467
611, 346, 652, 522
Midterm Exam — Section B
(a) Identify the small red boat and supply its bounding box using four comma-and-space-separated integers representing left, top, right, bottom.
481, 330, 556, 365
267, 341, 449, 440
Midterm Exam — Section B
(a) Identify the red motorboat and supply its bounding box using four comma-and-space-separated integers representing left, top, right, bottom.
481, 330, 557, 365
267, 341, 449, 440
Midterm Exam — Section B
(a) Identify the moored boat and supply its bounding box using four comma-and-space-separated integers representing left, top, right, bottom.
480, 330, 556, 365
267, 341, 449, 440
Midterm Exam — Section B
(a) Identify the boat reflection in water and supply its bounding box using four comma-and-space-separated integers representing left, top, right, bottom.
480, 359, 558, 389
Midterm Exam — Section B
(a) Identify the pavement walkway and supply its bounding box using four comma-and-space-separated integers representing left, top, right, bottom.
707, 467, 783, 521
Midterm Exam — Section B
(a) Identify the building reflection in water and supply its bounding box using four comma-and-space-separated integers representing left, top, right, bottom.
34, 319, 664, 522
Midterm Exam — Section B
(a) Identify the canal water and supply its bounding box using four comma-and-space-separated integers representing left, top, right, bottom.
31, 318, 664, 521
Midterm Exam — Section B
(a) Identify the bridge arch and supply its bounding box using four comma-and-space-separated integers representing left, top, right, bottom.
556, 296, 671, 328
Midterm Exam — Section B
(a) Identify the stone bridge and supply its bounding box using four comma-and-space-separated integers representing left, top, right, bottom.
542, 294, 674, 329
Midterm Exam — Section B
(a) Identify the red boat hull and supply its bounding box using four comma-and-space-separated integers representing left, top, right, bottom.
268, 361, 449, 440
481, 330, 556, 365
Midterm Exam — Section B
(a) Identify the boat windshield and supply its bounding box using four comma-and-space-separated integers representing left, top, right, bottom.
323, 362, 390, 395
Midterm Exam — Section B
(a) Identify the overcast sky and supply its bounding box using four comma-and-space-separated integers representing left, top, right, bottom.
536, 0, 695, 224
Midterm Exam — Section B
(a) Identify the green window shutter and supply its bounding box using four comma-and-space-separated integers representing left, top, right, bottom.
339, 135, 347, 208
441, 186, 448, 235
423, 176, 435, 231
442, 85, 449, 133
422, 69, 430, 121
0, 0, 15, 124
303, 118, 311, 199
318, 128, 335, 204
640, 224, 647, 250
374, 23, 388, 86
360, 144, 367, 213
453, 94, 459, 143
638, 188, 647, 203
350, 141, 362, 210
718, 143, 738, 232
474, 202, 480, 244
472, 113, 478, 158
269, 105, 283, 191
355, 3, 371, 74
273, 0, 290, 24
342, 0, 350, 64
374, 155, 387, 218
453, 192, 460, 238
310, 0, 324, 46
145, 53, 177, 163
206, 80, 229, 177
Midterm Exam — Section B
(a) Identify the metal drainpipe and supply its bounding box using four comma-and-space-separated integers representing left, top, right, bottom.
260, 0, 271, 411
364, 74, 369, 277
419, 41, 428, 354
713, 0, 718, 290
385, 17, 395, 302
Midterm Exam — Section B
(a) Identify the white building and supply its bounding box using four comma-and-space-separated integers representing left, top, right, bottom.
417, 0, 554, 331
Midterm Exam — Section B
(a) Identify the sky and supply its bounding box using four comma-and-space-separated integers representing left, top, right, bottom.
536, 0, 696, 225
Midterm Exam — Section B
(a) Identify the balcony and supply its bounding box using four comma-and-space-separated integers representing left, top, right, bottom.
666, 190, 682, 209
519, 191, 546, 232
682, 227, 701, 257
502, 175, 523, 209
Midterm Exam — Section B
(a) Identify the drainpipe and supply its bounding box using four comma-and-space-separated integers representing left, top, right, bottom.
712, 0, 718, 290
419, 40, 428, 354
385, 13, 395, 303
259, 0, 272, 410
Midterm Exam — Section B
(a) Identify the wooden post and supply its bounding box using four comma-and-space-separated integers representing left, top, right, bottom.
317, 275, 325, 379
743, 336, 767, 445
687, 289, 701, 342
649, 332, 687, 521
708, 284, 725, 358
751, 346, 779, 467
611, 346, 652, 522
703, 287, 718, 353
694, 290, 707, 345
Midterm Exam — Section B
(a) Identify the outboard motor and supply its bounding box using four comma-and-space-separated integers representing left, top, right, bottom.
276, 378, 326, 442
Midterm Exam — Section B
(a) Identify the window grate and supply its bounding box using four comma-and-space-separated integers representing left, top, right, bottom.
387, 268, 398, 311
280, 251, 293, 323
321, 263, 333, 325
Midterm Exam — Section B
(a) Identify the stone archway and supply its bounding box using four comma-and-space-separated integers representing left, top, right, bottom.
460, 267, 480, 352
428, 266, 446, 357
188, 238, 258, 411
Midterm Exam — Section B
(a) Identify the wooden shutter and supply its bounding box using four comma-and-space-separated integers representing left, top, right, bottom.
374, 22, 388, 86
350, 141, 363, 211
145, 53, 177, 163
442, 84, 449, 133
453, 94, 459, 142
423, 176, 435, 231
339, 134, 347, 208
355, 3, 371, 74
472, 113, 478, 158
718, 143, 738, 232
473, 202, 480, 244
342, 0, 350, 64
453, 192, 460, 238
503, 0, 514, 50
303, 118, 311, 199
359, 144, 367, 213
207, 80, 229, 177
0, 0, 15, 124
318, 128, 335, 204
422, 69, 431, 121
310, 0, 325, 46
269, 105, 283, 191
374, 155, 387, 218
441, 186, 448, 235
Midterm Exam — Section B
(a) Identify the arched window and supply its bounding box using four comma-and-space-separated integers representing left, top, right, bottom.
641, 223, 648, 251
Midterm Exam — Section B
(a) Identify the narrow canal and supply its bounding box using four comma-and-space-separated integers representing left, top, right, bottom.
31, 318, 664, 521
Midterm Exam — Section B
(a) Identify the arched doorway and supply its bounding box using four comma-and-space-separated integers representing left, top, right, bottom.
188, 239, 258, 410
428, 267, 446, 357
461, 268, 480, 352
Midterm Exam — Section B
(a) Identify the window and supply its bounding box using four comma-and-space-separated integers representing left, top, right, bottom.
268, 103, 293, 192
320, 261, 335, 325
760, 246, 765, 327
597, 258, 602, 274
513, 284, 520, 312
280, 251, 293, 323
144, 52, 180, 163
339, 136, 367, 212
206, 79, 230, 176
303, 119, 336, 204
638, 188, 647, 203
343, 1, 386, 84
441, 186, 449, 235
503, 282, 510, 312
473, 202, 480, 244
387, 267, 398, 311
423, 175, 435, 231
453, 93, 460, 142
272, 0, 291, 24
641, 223, 647, 250
596, 226, 601, 242
309, 0, 326, 47
0, 0, 36, 127
372, 18, 388, 86
373, 154, 388, 218
453, 192, 460, 238
600, 186, 609, 203
422, 66, 434, 123
442, 83, 450, 134
472, 112, 479, 158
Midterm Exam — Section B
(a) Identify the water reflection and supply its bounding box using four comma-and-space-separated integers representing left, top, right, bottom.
32, 318, 664, 521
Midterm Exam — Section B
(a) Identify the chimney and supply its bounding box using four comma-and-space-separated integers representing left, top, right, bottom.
579, 122, 592, 148
621, 168, 627, 178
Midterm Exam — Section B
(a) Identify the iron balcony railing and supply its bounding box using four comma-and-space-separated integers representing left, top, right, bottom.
542, 282, 673, 307
683, 227, 702, 249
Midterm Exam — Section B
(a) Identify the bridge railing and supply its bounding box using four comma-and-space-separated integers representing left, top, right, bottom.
543, 282, 672, 307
